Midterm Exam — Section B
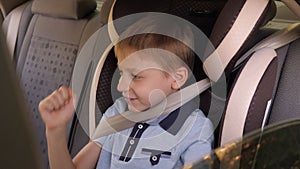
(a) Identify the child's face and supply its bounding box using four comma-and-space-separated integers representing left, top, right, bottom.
116, 48, 177, 112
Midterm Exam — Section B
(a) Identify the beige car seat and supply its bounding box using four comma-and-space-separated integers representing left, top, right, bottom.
1, 0, 102, 168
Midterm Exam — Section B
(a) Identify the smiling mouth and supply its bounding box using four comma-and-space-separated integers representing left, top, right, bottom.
125, 97, 138, 103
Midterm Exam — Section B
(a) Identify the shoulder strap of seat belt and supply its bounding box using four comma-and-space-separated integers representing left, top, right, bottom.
4, 1, 29, 60
91, 78, 210, 140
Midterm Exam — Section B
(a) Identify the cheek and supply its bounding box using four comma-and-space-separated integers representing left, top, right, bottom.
148, 89, 167, 106
131, 77, 172, 102
158, 77, 174, 94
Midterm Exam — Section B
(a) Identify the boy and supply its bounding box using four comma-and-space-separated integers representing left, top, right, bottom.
39, 17, 214, 169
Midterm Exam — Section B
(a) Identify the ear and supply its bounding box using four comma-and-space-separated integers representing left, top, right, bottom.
171, 67, 188, 90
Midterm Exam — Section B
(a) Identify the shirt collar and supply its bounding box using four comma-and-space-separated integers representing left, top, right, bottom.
158, 98, 199, 135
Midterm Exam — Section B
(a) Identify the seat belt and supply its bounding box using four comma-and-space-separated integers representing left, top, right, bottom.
4, 1, 29, 60
91, 78, 211, 139
220, 23, 300, 146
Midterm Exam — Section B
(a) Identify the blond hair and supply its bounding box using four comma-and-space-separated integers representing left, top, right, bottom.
114, 15, 195, 73
115, 33, 194, 71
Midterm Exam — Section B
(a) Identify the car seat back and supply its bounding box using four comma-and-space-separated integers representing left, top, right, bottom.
0, 26, 44, 169
5, 0, 102, 167
1, 0, 33, 62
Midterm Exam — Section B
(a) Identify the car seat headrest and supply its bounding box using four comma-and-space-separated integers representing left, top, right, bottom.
210, 0, 276, 48
0, 0, 28, 17
203, 0, 276, 82
110, 0, 227, 36
31, 0, 97, 19
107, 0, 276, 83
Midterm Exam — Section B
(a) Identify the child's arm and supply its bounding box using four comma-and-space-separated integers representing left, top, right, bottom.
73, 141, 102, 169
181, 138, 213, 166
181, 118, 214, 166
39, 86, 101, 169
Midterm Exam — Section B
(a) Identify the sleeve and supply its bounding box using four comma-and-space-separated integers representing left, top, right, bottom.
181, 116, 214, 166
95, 148, 112, 169
180, 135, 214, 165
92, 97, 127, 146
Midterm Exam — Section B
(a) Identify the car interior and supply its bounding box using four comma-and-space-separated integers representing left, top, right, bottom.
1, 0, 300, 168
0, 25, 44, 169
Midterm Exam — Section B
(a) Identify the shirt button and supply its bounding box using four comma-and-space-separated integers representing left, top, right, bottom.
138, 124, 143, 129
152, 156, 157, 161
129, 139, 135, 145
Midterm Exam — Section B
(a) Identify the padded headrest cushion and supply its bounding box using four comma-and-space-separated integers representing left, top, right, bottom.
210, 0, 276, 48
32, 0, 97, 19
111, 0, 227, 36
206, 0, 276, 81
0, 0, 28, 17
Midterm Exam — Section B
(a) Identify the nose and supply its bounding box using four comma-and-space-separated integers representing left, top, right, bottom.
117, 75, 131, 92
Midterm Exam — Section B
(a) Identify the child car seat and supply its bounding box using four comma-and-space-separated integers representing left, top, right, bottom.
68, 0, 230, 156
194, 17, 300, 166
69, 0, 277, 159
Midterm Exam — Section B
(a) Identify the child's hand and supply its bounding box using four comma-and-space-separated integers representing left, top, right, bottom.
39, 86, 76, 130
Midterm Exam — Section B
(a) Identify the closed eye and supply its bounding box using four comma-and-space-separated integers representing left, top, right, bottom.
132, 73, 143, 79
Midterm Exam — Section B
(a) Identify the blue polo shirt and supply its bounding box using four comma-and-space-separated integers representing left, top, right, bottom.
93, 97, 214, 169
